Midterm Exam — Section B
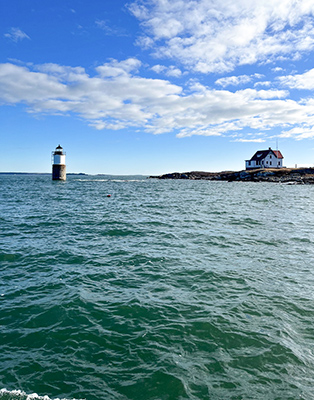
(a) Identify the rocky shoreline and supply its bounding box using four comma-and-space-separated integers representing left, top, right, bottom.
149, 167, 314, 184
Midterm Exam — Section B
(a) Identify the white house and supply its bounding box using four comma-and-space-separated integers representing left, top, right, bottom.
245, 147, 284, 170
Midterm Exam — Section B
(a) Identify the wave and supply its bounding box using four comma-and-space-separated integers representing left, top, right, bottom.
73, 178, 146, 182
0, 389, 83, 400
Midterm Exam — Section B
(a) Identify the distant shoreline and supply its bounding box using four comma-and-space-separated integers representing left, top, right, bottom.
149, 167, 314, 184
3, 169, 314, 184
0, 172, 87, 176
0, 172, 147, 177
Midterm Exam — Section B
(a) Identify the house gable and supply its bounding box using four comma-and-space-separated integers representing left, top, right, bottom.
245, 148, 284, 170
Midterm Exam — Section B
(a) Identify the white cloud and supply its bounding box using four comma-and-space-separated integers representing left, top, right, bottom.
279, 126, 314, 140
151, 64, 166, 74
215, 74, 265, 88
176, 128, 223, 138
1, 60, 314, 140
135, 36, 154, 49
4, 28, 30, 42
233, 138, 266, 143
0, 63, 66, 103
254, 81, 271, 87
272, 67, 284, 73
251, 89, 288, 99
165, 66, 182, 77
151, 64, 182, 77
35, 64, 88, 82
95, 20, 127, 36
96, 58, 141, 77
278, 68, 314, 89
129, 0, 314, 73
215, 75, 252, 87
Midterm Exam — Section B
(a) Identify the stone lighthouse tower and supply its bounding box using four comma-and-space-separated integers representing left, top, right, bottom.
52, 145, 66, 180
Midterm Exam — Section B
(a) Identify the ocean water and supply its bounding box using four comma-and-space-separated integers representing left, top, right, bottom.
1, 174, 314, 400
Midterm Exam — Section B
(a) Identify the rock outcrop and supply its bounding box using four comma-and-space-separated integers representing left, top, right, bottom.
149, 168, 314, 184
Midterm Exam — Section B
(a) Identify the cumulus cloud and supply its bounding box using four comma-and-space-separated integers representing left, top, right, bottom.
215, 75, 252, 87
4, 28, 30, 42
151, 64, 166, 74
96, 58, 141, 77
215, 74, 264, 87
254, 81, 271, 87
279, 126, 314, 140
1, 60, 314, 139
151, 64, 182, 77
128, 0, 314, 73
272, 67, 284, 73
278, 68, 314, 89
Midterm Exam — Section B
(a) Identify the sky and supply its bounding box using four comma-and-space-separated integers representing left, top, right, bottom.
1, 0, 314, 174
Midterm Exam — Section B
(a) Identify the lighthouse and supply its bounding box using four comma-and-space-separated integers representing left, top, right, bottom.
52, 145, 66, 180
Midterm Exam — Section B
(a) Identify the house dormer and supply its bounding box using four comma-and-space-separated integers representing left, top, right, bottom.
245, 147, 284, 170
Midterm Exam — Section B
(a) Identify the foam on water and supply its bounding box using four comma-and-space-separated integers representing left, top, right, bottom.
0, 389, 83, 400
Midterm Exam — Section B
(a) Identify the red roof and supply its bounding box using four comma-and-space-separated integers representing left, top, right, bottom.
273, 150, 283, 159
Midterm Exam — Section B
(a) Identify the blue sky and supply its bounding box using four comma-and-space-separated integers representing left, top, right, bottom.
1, 0, 314, 174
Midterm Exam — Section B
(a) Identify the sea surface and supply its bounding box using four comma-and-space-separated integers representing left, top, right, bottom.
1, 174, 314, 400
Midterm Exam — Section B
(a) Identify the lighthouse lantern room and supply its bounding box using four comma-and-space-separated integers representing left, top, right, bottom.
52, 145, 66, 180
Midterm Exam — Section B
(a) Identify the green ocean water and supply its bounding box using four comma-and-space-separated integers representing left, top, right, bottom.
1, 174, 314, 400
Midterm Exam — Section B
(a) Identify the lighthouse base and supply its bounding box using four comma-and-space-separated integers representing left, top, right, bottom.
52, 164, 66, 180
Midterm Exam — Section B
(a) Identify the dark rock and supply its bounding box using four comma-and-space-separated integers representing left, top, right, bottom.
149, 167, 314, 184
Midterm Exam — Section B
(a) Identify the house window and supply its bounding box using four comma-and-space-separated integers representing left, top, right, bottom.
270, 161, 272, 165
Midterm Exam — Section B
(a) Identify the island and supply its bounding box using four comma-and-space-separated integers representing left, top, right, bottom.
149, 167, 314, 184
